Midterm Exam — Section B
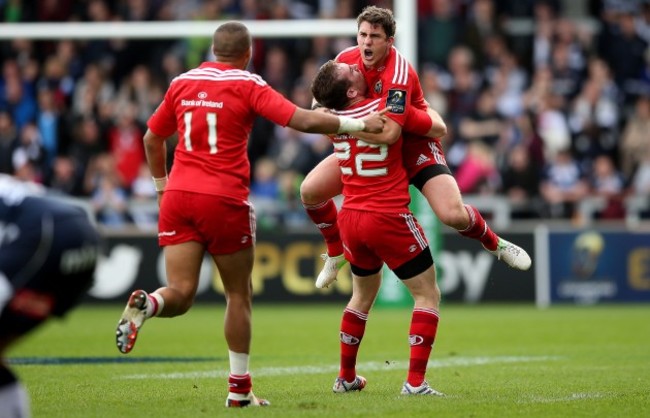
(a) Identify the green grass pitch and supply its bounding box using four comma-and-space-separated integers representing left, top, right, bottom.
7, 303, 650, 417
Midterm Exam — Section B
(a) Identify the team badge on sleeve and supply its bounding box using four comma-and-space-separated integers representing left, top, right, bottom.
386, 89, 406, 114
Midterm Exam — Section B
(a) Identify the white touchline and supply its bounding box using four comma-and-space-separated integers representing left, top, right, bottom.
117, 355, 562, 380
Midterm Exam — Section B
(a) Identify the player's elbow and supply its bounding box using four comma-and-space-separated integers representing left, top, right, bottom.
431, 122, 447, 139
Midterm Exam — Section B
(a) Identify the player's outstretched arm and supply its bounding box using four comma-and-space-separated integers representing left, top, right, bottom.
287, 107, 385, 134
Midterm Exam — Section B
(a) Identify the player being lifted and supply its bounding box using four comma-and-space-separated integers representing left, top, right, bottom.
311, 59, 445, 395
301, 6, 532, 288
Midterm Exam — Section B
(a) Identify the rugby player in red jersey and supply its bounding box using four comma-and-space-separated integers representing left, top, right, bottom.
114, 21, 387, 408
301, 6, 531, 289
312, 59, 444, 396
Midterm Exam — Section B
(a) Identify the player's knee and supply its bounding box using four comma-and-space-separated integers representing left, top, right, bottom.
436, 204, 468, 229
299, 178, 320, 205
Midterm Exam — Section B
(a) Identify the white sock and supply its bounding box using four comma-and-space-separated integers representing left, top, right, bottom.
146, 292, 165, 318
0, 382, 30, 418
229, 350, 249, 376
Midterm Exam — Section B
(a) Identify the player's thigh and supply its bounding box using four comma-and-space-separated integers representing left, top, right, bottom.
300, 154, 343, 203
163, 241, 205, 296
420, 173, 465, 214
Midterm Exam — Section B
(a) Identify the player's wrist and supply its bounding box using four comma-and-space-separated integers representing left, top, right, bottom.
337, 116, 365, 134
152, 176, 168, 192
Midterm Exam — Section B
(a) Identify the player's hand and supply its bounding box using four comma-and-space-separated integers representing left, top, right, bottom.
361, 107, 390, 133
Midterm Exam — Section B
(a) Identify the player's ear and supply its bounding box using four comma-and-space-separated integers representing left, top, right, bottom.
386, 36, 394, 48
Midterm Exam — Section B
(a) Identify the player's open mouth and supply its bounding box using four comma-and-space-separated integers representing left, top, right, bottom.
364, 49, 373, 60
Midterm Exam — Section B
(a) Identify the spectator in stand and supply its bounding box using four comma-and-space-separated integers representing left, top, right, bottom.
12, 122, 46, 183
500, 143, 542, 218
115, 65, 160, 126
1, 61, 37, 132
49, 155, 82, 196
620, 95, 650, 180
88, 153, 130, 228
68, 116, 107, 196
108, 101, 145, 189
549, 43, 582, 101
598, 5, 649, 105
540, 148, 589, 218
454, 141, 500, 195
421, 65, 448, 119
568, 79, 619, 167
71, 62, 115, 119
589, 154, 626, 220
461, 0, 503, 70
36, 87, 62, 170
418, 0, 460, 68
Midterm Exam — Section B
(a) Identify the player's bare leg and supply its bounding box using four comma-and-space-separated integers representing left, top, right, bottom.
300, 154, 349, 288
214, 247, 269, 407
116, 241, 203, 353
420, 175, 531, 270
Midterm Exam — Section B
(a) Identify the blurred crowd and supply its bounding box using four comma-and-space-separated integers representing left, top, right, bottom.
0, 0, 649, 230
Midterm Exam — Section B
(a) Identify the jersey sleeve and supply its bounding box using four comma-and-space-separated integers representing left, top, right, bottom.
249, 84, 297, 127
147, 89, 177, 137
380, 51, 428, 127
403, 106, 433, 136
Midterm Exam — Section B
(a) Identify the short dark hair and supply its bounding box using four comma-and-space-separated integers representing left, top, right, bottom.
212, 21, 251, 60
357, 6, 396, 38
311, 60, 350, 110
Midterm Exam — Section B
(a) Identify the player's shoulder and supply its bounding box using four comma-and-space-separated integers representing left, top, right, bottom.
171, 63, 268, 87
335, 46, 360, 63
383, 47, 418, 85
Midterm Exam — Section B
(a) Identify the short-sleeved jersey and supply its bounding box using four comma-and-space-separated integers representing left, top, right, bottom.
336, 46, 428, 126
330, 98, 410, 213
147, 62, 298, 201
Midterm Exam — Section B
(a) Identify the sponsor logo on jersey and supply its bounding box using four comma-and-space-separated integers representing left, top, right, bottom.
340, 331, 360, 345
374, 80, 382, 95
180, 99, 223, 108
409, 334, 424, 346
386, 89, 406, 114
158, 230, 177, 237
198, 91, 208, 99
416, 154, 430, 166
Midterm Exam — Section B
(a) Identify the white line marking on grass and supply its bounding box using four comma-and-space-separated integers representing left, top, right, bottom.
522, 392, 606, 404
118, 355, 561, 380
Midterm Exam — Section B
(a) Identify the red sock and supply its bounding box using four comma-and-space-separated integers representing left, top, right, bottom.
458, 204, 499, 251
339, 307, 368, 382
407, 308, 440, 387
228, 373, 252, 394
302, 199, 343, 256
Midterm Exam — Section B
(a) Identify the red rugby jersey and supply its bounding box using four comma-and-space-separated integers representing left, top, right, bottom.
148, 62, 297, 200
330, 98, 410, 213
